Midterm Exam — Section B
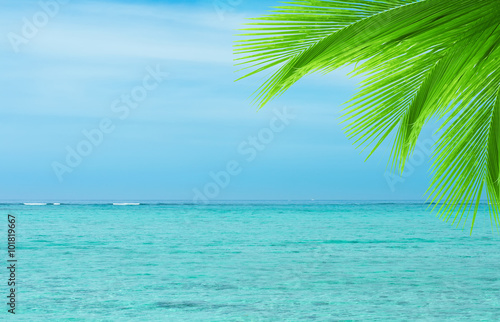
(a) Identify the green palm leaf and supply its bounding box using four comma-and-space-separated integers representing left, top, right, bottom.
235, 0, 500, 232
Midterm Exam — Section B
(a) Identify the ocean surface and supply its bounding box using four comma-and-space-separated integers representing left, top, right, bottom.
1, 201, 500, 321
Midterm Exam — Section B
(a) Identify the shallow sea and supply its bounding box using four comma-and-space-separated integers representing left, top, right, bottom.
1, 202, 500, 321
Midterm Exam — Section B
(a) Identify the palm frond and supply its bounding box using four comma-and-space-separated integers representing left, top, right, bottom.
235, 0, 500, 231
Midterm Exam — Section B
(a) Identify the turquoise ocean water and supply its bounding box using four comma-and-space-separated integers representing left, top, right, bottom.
1, 202, 500, 321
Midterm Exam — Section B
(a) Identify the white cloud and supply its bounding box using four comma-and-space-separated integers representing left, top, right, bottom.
1, 0, 241, 63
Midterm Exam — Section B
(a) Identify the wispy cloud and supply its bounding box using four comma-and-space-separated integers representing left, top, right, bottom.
1, 0, 240, 63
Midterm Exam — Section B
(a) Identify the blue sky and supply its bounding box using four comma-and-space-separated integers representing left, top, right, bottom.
0, 0, 437, 201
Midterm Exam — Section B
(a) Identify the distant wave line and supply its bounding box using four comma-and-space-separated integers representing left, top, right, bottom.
1, 201, 487, 206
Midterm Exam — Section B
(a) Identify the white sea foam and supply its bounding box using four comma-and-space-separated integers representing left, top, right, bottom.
23, 203, 47, 206
113, 203, 140, 206
53, 203, 61, 205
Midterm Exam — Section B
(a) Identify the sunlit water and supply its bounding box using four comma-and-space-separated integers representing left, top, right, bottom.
1, 202, 500, 321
